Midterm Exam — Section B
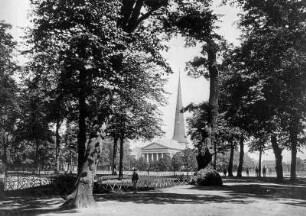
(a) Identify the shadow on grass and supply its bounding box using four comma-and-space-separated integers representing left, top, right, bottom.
95, 191, 252, 205
95, 178, 306, 207
0, 195, 77, 216
1, 177, 306, 215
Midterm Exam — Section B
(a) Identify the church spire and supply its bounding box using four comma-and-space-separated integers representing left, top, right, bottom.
172, 72, 188, 144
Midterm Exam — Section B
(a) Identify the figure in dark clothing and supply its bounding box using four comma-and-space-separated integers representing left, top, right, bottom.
246, 167, 250, 177
255, 167, 259, 177
132, 168, 139, 193
223, 168, 227, 177
263, 166, 267, 177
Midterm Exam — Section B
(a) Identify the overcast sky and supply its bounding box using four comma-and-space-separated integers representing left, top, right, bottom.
1, 0, 304, 163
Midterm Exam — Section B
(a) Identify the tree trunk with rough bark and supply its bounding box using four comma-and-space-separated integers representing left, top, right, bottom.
55, 120, 61, 173
111, 137, 118, 175
77, 70, 87, 175
63, 134, 103, 208
118, 137, 124, 180
228, 140, 234, 177
213, 139, 217, 170
196, 145, 212, 170
196, 41, 219, 171
258, 147, 262, 178
290, 133, 297, 181
289, 116, 298, 181
237, 135, 244, 178
271, 134, 283, 181
1, 130, 8, 175
207, 40, 219, 151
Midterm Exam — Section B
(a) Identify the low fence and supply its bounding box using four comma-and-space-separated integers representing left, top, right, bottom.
2, 175, 53, 191
95, 175, 192, 192
0, 171, 193, 196
96, 170, 193, 177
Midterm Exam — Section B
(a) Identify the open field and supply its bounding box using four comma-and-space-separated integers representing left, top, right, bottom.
1, 177, 306, 216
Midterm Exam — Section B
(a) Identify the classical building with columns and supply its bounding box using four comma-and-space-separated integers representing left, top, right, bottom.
141, 75, 188, 163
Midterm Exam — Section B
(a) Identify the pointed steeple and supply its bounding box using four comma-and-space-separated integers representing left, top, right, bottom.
172, 72, 188, 144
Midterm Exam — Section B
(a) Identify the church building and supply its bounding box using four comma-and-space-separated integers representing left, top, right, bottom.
141, 75, 188, 163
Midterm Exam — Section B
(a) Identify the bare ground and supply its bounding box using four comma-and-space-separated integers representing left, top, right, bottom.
1, 178, 306, 216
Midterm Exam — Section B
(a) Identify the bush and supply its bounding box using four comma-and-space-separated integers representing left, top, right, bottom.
191, 168, 223, 186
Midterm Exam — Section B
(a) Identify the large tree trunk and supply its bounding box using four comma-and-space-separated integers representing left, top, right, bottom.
228, 140, 234, 177
196, 40, 219, 171
1, 130, 8, 175
289, 116, 298, 181
118, 137, 124, 180
196, 145, 212, 170
258, 147, 262, 178
237, 135, 244, 178
213, 139, 217, 170
77, 70, 87, 174
207, 40, 219, 136
271, 134, 283, 181
290, 132, 297, 181
0, 130, 9, 175
63, 134, 103, 208
111, 137, 118, 175
207, 40, 219, 150
55, 120, 61, 173
35, 138, 40, 173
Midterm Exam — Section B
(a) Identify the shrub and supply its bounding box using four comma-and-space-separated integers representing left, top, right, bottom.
191, 168, 223, 186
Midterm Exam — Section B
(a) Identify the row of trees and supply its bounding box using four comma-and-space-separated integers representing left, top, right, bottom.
1, 0, 174, 207
185, 0, 306, 181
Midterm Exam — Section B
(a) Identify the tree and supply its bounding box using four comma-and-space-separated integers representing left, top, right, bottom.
27, 0, 133, 207
249, 134, 270, 178
172, 152, 184, 171
181, 148, 198, 172
157, 154, 172, 171
165, 0, 229, 170
185, 102, 212, 170
0, 22, 18, 173
134, 157, 149, 171
234, 0, 306, 180
14, 78, 54, 173
118, 0, 169, 33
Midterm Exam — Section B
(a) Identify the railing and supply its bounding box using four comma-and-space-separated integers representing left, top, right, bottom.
3, 175, 53, 191
95, 175, 192, 192
0, 170, 194, 195
96, 170, 193, 176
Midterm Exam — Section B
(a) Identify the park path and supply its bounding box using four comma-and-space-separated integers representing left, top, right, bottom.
1, 180, 306, 216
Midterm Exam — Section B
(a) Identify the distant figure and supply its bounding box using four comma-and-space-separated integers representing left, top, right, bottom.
113, 165, 117, 175
255, 167, 259, 177
132, 168, 139, 193
263, 166, 267, 177
246, 167, 250, 177
223, 168, 227, 177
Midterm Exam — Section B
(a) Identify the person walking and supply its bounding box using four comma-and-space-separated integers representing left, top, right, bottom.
263, 166, 267, 177
246, 167, 249, 177
223, 168, 227, 177
132, 168, 139, 193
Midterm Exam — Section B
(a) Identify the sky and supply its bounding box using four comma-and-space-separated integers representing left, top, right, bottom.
0, 0, 304, 163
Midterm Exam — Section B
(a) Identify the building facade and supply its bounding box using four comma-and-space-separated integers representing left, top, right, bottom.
141, 74, 188, 163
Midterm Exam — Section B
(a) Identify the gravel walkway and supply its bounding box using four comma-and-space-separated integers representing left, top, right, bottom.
1, 180, 306, 216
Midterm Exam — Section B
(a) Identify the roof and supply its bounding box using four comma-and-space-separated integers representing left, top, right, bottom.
172, 74, 188, 144
141, 138, 186, 151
